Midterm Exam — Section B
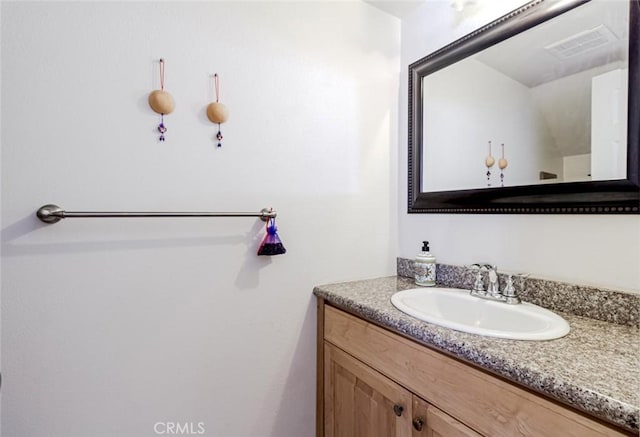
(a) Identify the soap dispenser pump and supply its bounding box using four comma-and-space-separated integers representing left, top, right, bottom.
414, 241, 436, 287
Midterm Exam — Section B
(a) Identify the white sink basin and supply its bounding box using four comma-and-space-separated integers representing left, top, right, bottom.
391, 287, 570, 341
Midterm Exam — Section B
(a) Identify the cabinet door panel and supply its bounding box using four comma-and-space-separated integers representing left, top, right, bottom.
324, 342, 412, 437
412, 396, 481, 437
427, 404, 481, 437
333, 362, 356, 436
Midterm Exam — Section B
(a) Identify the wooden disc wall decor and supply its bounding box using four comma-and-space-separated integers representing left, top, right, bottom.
485, 140, 495, 187
499, 143, 508, 187
206, 102, 228, 124
149, 89, 175, 115
208, 73, 228, 147
148, 59, 174, 141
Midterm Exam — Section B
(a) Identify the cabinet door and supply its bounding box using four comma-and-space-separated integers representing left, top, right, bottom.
412, 396, 481, 437
324, 342, 412, 437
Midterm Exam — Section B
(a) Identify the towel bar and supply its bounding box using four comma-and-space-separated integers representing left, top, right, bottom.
36, 204, 276, 224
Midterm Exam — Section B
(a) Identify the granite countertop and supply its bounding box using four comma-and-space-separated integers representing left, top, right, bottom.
314, 276, 640, 433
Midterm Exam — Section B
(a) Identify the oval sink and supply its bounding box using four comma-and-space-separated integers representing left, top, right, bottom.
391, 287, 570, 340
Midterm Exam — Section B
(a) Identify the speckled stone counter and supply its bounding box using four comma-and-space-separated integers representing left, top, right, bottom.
397, 258, 640, 327
314, 276, 640, 433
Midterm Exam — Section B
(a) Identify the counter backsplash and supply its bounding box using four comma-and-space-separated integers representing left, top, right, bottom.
397, 258, 639, 328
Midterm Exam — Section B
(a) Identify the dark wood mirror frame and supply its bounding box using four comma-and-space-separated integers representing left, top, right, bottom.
408, 0, 639, 214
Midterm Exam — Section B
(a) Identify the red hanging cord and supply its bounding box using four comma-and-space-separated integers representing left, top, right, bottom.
159, 59, 165, 91
214, 73, 220, 102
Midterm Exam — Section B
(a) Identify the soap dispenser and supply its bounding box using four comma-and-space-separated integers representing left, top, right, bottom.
414, 241, 436, 287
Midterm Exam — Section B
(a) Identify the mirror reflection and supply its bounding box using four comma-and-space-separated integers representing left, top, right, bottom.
422, 0, 629, 192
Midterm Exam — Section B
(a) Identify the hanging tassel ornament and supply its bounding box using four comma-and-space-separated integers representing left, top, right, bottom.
499, 143, 508, 187
148, 59, 175, 141
485, 140, 495, 187
257, 213, 286, 256
206, 73, 229, 147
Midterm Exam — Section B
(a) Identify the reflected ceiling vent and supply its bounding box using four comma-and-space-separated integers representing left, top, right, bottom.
545, 25, 618, 59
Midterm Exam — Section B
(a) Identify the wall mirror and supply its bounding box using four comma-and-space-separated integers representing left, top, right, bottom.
408, 0, 639, 213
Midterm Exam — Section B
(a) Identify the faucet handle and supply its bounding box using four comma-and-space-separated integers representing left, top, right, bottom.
467, 263, 494, 271
503, 273, 528, 304
502, 274, 519, 304
503, 274, 516, 296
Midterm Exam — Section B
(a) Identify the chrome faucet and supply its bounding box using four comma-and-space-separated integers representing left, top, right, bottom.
486, 266, 500, 295
467, 264, 527, 305
469, 263, 486, 293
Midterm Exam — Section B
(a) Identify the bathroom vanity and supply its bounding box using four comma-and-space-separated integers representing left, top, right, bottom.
314, 276, 639, 436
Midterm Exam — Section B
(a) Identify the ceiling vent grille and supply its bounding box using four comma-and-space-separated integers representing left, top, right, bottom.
545, 25, 618, 59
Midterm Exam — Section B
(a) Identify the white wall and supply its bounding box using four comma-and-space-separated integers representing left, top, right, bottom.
1, 2, 399, 436
400, 0, 640, 292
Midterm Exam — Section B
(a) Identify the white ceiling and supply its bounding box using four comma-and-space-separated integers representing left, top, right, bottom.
363, 0, 425, 19
363, 0, 480, 18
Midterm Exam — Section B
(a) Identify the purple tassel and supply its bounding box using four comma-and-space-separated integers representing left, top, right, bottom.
257, 218, 286, 256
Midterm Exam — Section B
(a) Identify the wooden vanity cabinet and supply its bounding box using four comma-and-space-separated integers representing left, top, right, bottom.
317, 300, 633, 437
323, 342, 477, 437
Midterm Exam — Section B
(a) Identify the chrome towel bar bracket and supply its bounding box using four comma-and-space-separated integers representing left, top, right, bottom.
36, 204, 277, 224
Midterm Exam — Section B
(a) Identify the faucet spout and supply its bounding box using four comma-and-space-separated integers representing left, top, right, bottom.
487, 267, 500, 294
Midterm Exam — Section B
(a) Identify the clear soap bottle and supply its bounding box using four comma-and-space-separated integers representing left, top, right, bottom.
414, 241, 436, 287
